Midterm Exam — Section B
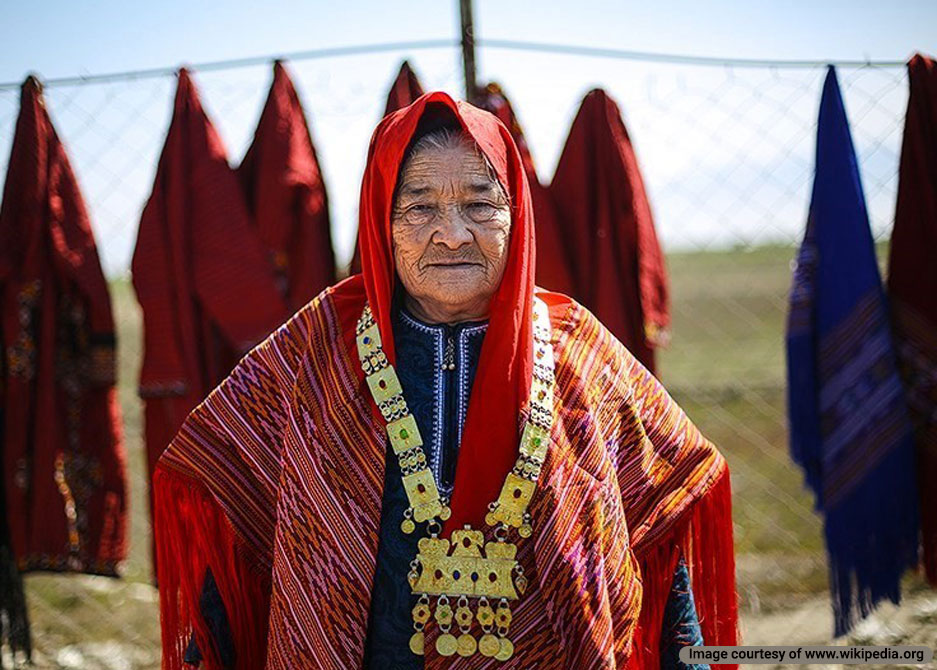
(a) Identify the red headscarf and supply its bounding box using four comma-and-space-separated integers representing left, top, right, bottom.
887, 52, 937, 584
550, 88, 670, 373
479, 82, 576, 295
0, 76, 127, 576
357, 91, 535, 532
238, 61, 336, 311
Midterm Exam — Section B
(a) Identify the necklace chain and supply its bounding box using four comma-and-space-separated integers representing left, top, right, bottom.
355, 298, 555, 661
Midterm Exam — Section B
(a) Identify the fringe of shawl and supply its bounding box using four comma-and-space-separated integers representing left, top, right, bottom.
154, 466, 270, 670
823, 438, 920, 636
630, 464, 739, 670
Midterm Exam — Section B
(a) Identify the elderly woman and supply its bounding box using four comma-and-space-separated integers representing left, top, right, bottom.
154, 92, 738, 670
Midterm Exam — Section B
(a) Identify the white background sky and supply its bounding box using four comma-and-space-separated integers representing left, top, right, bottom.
1, 1, 935, 275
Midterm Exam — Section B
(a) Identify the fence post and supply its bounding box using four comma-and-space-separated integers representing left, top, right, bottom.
459, 0, 479, 104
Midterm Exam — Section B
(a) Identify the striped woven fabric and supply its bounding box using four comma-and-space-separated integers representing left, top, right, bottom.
154, 275, 737, 670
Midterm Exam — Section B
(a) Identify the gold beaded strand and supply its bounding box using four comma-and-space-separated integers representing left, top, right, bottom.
356, 298, 554, 662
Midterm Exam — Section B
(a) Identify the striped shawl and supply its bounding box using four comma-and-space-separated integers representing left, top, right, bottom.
154, 276, 737, 670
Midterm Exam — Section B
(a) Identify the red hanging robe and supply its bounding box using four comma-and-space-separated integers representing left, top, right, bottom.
0, 76, 127, 576
383, 60, 425, 117
237, 61, 335, 312
887, 52, 937, 584
550, 89, 670, 374
131, 69, 289, 561
479, 82, 576, 296
349, 61, 426, 275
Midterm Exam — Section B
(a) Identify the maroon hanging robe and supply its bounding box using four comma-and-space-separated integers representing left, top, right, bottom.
550, 88, 670, 373
131, 69, 289, 566
349, 61, 426, 275
238, 61, 335, 312
887, 52, 937, 584
479, 82, 576, 296
0, 76, 127, 576
383, 60, 425, 118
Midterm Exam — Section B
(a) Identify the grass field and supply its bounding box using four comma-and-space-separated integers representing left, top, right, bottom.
17, 245, 937, 668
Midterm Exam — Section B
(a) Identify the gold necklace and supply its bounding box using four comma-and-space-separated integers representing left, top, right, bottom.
355, 298, 554, 662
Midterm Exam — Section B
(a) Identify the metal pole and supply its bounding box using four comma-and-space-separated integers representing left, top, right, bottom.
459, 0, 479, 104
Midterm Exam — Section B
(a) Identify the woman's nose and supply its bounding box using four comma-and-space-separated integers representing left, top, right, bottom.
432, 204, 474, 249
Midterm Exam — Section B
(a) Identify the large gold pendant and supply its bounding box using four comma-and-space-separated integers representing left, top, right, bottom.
406, 526, 521, 660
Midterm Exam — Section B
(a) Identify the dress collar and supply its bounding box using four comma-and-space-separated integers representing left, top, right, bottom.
395, 302, 489, 335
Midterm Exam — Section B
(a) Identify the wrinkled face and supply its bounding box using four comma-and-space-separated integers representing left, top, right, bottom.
391, 132, 512, 323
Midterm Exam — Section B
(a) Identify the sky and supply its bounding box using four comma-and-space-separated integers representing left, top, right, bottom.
1, 1, 935, 275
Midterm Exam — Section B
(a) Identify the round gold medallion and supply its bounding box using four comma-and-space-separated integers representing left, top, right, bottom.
401, 518, 416, 534
518, 523, 533, 538
408, 631, 425, 655
495, 636, 514, 661
440, 505, 452, 520
478, 633, 500, 657
436, 633, 458, 657
456, 633, 477, 657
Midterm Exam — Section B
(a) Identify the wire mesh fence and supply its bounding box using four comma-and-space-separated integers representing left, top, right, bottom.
1, 42, 935, 668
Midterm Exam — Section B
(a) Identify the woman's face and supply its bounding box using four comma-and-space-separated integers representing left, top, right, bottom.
391, 134, 512, 323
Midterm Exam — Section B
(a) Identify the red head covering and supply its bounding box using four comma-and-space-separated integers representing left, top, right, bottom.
479, 82, 576, 295
550, 88, 670, 373
357, 91, 535, 532
0, 76, 127, 576
238, 61, 335, 311
887, 52, 937, 584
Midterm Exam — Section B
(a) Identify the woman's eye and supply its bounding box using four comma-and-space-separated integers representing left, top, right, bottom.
465, 202, 497, 219
404, 204, 435, 221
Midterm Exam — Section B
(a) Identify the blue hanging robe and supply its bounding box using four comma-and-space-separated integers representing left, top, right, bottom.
786, 65, 920, 636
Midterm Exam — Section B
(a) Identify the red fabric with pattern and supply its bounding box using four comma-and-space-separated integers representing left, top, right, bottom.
887, 52, 937, 584
0, 76, 127, 575
550, 88, 670, 373
479, 83, 576, 296
132, 69, 288, 560
238, 61, 335, 312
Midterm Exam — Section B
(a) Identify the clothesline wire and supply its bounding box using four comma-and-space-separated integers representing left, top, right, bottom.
0, 37, 908, 91
479, 38, 907, 69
